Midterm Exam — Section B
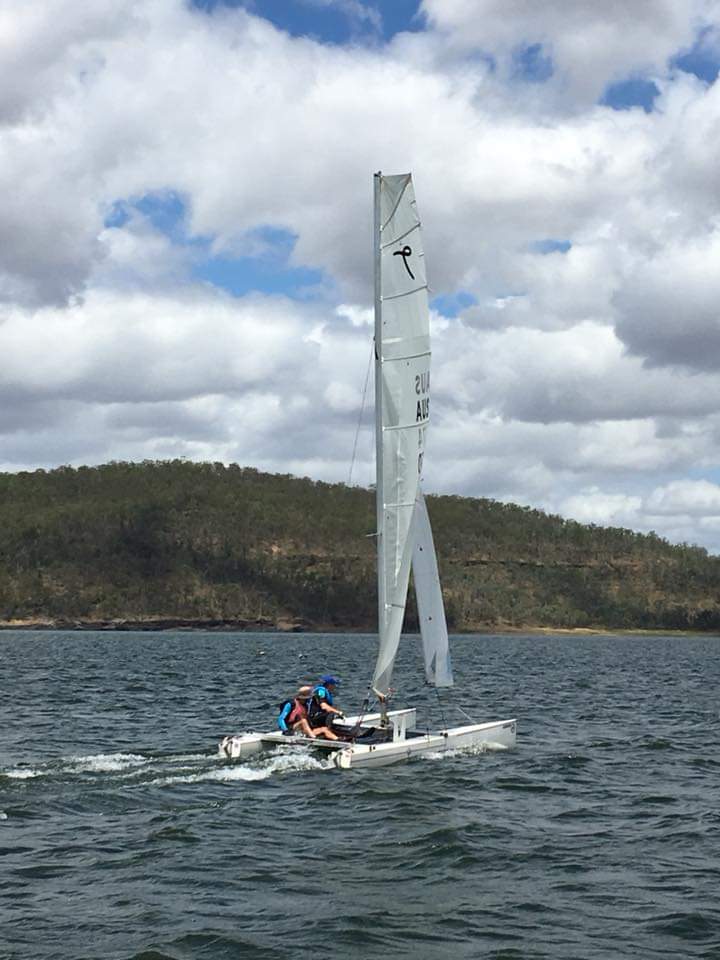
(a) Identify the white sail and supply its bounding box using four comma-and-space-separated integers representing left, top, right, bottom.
372, 172, 431, 696
413, 489, 453, 687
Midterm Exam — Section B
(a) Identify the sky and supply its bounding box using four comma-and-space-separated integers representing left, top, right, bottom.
3, 1, 720, 552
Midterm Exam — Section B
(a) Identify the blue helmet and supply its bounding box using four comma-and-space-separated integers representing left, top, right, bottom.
320, 674, 340, 686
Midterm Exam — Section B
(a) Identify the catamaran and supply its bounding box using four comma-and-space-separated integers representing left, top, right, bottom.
219, 172, 517, 769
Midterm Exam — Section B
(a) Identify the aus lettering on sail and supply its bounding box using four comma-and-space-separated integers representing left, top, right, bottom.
415, 369, 430, 423
415, 369, 429, 476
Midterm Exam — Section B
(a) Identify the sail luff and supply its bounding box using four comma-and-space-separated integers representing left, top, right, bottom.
373, 171, 386, 668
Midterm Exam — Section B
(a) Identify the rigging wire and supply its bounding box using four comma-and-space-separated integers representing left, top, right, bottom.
345, 340, 374, 736
455, 704, 475, 724
345, 686, 373, 742
434, 685, 448, 731
348, 341, 374, 487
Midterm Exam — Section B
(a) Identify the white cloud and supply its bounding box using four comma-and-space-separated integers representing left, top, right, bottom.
0, 0, 134, 123
2, 1, 720, 550
420, 0, 717, 107
646, 478, 720, 515
560, 489, 644, 527
0, 287, 321, 406
615, 229, 720, 372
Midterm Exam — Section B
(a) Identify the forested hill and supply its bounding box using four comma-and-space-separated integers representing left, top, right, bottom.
1, 460, 719, 632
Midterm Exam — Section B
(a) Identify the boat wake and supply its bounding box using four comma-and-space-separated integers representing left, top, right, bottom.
66, 752, 150, 773
1, 746, 332, 788
150, 749, 333, 786
2, 751, 193, 781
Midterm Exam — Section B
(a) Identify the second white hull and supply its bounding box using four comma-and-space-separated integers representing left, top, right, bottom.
333, 718, 516, 769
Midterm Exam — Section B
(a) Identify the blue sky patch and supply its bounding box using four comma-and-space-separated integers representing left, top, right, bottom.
673, 27, 720, 84
104, 201, 130, 229
106, 192, 326, 299
532, 239, 572, 255
191, 0, 425, 44
513, 43, 553, 83
134, 192, 187, 238
601, 77, 660, 112
192, 237, 325, 298
104, 191, 186, 235
431, 290, 478, 318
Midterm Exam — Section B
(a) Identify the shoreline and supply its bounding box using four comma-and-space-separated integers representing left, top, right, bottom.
0, 618, 714, 637
0, 616, 308, 633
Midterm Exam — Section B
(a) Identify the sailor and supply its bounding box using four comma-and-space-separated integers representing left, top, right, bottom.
306, 675, 344, 738
277, 686, 315, 737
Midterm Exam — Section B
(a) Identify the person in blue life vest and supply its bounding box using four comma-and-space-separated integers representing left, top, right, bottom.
306, 675, 344, 739
277, 686, 315, 737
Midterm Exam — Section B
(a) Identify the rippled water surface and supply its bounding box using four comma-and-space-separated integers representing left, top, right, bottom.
2, 630, 720, 959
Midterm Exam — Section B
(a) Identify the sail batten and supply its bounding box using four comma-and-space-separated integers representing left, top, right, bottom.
382, 284, 429, 301
382, 222, 422, 248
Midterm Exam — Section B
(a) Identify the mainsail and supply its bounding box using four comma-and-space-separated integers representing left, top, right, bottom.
371, 172, 452, 695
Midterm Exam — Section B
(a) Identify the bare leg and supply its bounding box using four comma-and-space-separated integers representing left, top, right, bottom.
311, 725, 339, 741
293, 718, 316, 738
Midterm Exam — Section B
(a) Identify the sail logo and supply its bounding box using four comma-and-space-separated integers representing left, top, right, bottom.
393, 245, 415, 280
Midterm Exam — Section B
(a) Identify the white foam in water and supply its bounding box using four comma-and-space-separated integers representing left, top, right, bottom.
167, 753, 218, 763
421, 741, 505, 762
150, 749, 333, 786
164, 753, 221, 765
0, 811, 7, 820
66, 753, 149, 773
112, 753, 222, 783
3, 752, 150, 780
3, 748, 322, 787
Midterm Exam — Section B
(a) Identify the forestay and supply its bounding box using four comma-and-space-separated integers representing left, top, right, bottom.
372, 172, 442, 696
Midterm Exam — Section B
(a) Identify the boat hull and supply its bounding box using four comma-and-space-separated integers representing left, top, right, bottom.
218, 712, 517, 770
333, 718, 516, 769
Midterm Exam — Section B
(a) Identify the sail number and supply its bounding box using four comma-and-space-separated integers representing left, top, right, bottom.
415, 370, 429, 423
416, 373, 429, 475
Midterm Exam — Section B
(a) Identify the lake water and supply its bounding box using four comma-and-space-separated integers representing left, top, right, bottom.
2, 630, 719, 959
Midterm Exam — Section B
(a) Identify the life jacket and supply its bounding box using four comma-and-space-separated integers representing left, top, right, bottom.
288, 698, 307, 724
306, 685, 333, 722
278, 697, 306, 727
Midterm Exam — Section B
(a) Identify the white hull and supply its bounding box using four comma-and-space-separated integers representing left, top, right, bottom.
219, 708, 517, 770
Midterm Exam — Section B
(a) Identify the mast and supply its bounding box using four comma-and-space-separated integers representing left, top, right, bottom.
373, 171, 385, 668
